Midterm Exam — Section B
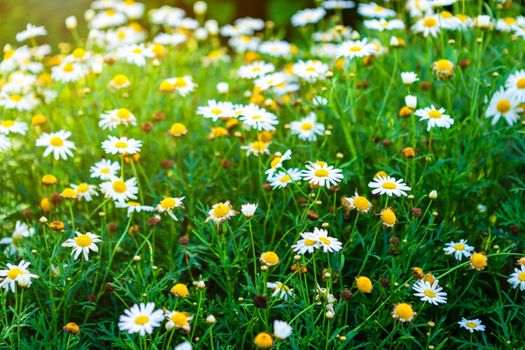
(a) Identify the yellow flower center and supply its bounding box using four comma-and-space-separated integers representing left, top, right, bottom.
7, 268, 23, 280
100, 168, 110, 174
471, 253, 487, 269
10, 94, 22, 101
75, 234, 93, 248
279, 175, 292, 183
314, 169, 329, 177
381, 209, 397, 226
349, 46, 362, 52
160, 197, 176, 209
301, 122, 313, 131
211, 108, 222, 115
518, 272, 525, 282
62, 188, 77, 198
424, 289, 436, 298
262, 251, 279, 265
1, 120, 14, 127
213, 204, 230, 218
62, 63, 74, 72
132, 48, 142, 54
106, 9, 116, 16
113, 74, 128, 86
428, 110, 442, 118
423, 18, 438, 27
353, 196, 370, 211
465, 321, 478, 329
134, 315, 149, 325
453, 243, 465, 250
72, 48, 85, 59
374, 5, 383, 12
395, 303, 413, 320
270, 157, 282, 169
356, 276, 372, 293
503, 17, 515, 25
128, 201, 140, 206
170, 123, 187, 136
440, 11, 453, 19
171, 312, 188, 327
116, 108, 131, 120
318, 237, 330, 245
304, 239, 317, 246
382, 181, 397, 189
115, 141, 128, 149
50, 137, 64, 147
252, 141, 266, 151
496, 99, 511, 113
173, 77, 187, 88
517, 78, 525, 89
112, 180, 127, 193
171, 283, 189, 297
254, 333, 273, 348
306, 66, 316, 72
117, 31, 127, 40
435, 60, 452, 71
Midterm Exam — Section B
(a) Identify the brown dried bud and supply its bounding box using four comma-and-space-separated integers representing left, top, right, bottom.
381, 139, 392, 147
22, 209, 33, 218
253, 294, 268, 308
329, 185, 339, 193
107, 223, 118, 232
389, 236, 400, 246
87, 295, 96, 302
50, 192, 62, 204
152, 112, 165, 121
459, 58, 472, 69
380, 278, 390, 288
147, 216, 161, 227
262, 183, 272, 192
420, 81, 433, 90
160, 159, 174, 169
411, 208, 423, 217
105, 283, 114, 293
510, 225, 520, 234
308, 210, 320, 220
49, 220, 65, 231
178, 235, 189, 245
297, 197, 308, 206
220, 159, 233, 169
340, 289, 352, 301
141, 121, 153, 133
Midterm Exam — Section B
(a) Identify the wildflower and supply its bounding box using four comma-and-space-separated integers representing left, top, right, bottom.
238, 61, 275, 79
165, 310, 192, 331
507, 265, 525, 291
485, 88, 521, 126
292, 60, 329, 81
412, 280, 447, 305
99, 108, 137, 130
315, 228, 342, 253
0, 135, 11, 151
206, 201, 238, 224
392, 303, 415, 322
412, 15, 441, 37
458, 318, 486, 333
289, 113, 325, 141
115, 201, 154, 217
267, 281, 294, 300
265, 150, 292, 180
414, 106, 454, 131
156, 196, 185, 221
505, 70, 525, 102
90, 159, 120, 180
291, 8, 326, 27
443, 239, 474, 260
337, 39, 377, 59
273, 320, 292, 340
0, 120, 28, 135
470, 252, 488, 271
61, 232, 101, 261
401, 72, 418, 85
169, 123, 188, 137
380, 207, 397, 227
405, 95, 417, 109
102, 136, 142, 155
118, 303, 164, 336
358, 2, 396, 18
260, 251, 280, 267
197, 100, 235, 121
239, 104, 279, 131
51, 61, 86, 83
71, 183, 98, 201
0, 221, 35, 255
432, 59, 455, 80
174, 341, 193, 350
343, 192, 372, 213
109, 74, 131, 89
61, 187, 77, 199
242, 141, 270, 156
116, 44, 155, 66
36, 130, 76, 160
100, 177, 138, 202
270, 168, 302, 189
171, 283, 189, 297
356, 276, 373, 293
63, 322, 80, 334
302, 161, 343, 188
368, 175, 410, 197
0, 260, 39, 292
254, 332, 273, 349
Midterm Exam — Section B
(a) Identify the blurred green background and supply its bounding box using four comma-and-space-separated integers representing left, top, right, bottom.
0, 0, 316, 47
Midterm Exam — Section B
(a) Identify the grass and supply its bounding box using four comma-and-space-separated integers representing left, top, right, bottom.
0, 0, 524, 349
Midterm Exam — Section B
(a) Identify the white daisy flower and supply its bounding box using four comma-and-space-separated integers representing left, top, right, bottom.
273, 320, 292, 340
100, 177, 139, 202
165, 311, 192, 331
507, 265, 525, 291
0, 120, 28, 135
411, 15, 441, 37
401, 71, 419, 85
254, 72, 287, 91
197, 100, 235, 121
266, 281, 294, 300
0, 92, 39, 111
16, 23, 47, 42
364, 18, 405, 31
292, 230, 321, 254
116, 44, 155, 66
98, 108, 137, 130
239, 104, 279, 131
414, 106, 454, 131
115, 201, 155, 217
291, 8, 326, 27
292, 60, 329, 82
358, 2, 396, 18
505, 70, 525, 102
458, 318, 486, 333
443, 239, 474, 260
302, 161, 343, 188
270, 168, 302, 189
0, 260, 39, 292
71, 183, 98, 202
485, 88, 522, 126
118, 302, 164, 336
238, 61, 275, 79
174, 341, 193, 350
35, 130, 76, 160
314, 228, 342, 253
90, 159, 121, 180
343, 192, 372, 213
241, 141, 270, 156
0, 135, 11, 152
164, 76, 197, 96
102, 136, 142, 155
368, 175, 411, 197
156, 196, 185, 221
206, 201, 238, 224
412, 280, 447, 305
0, 221, 35, 255
241, 203, 258, 218
496, 17, 520, 32
258, 40, 292, 58
289, 112, 325, 142
61, 232, 101, 261
337, 39, 377, 59
322, 1, 356, 10
265, 150, 292, 180
51, 61, 86, 83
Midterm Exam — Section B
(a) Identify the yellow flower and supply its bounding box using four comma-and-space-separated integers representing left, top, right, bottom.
470, 252, 487, 271
171, 283, 189, 297
356, 276, 373, 293
254, 332, 273, 349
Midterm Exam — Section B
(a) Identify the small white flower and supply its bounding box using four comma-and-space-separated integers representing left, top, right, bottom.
401, 71, 419, 85
507, 265, 525, 291
443, 239, 474, 260
412, 280, 447, 305
118, 303, 164, 336
458, 318, 486, 333
61, 232, 101, 261
241, 203, 258, 218
368, 176, 411, 197
273, 320, 293, 340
